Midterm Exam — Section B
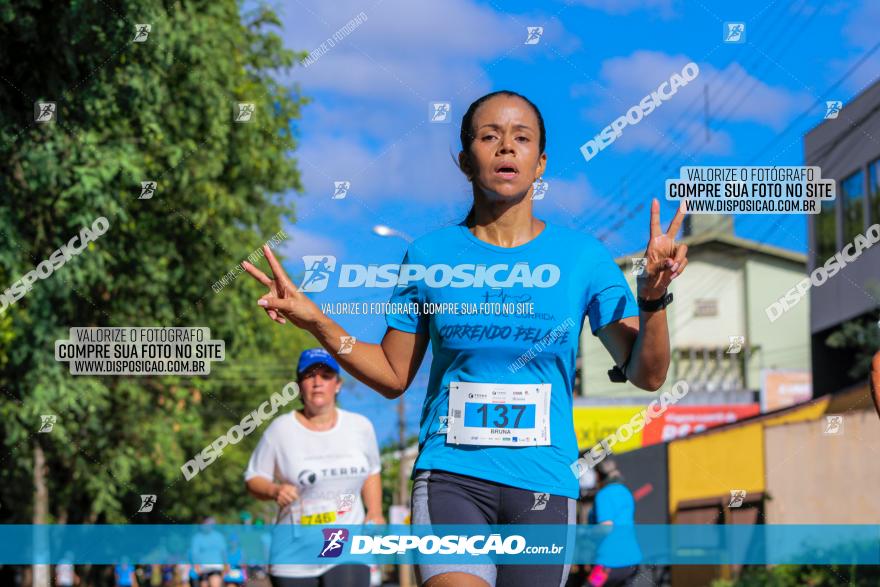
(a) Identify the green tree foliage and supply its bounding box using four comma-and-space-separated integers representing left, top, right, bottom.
714, 563, 880, 586
0, 0, 312, 524
826, 283, 880, 380
712, 538, 880, 586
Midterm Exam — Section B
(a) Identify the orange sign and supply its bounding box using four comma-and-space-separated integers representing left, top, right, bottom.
761, 370, 812, 412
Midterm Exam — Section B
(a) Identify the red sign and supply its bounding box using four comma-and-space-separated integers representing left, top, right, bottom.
642, 404, 760, 445
632, 483, 654, 501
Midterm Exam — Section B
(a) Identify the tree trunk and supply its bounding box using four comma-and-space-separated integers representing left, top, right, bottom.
32, 440, 49, 587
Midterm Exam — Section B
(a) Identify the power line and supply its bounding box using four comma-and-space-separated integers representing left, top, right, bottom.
595, 1, 823, 242
573, 1, 799, 237
747, 39, 880, 165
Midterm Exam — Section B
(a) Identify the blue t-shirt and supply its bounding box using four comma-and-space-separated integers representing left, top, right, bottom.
588, 482, 642, 566
115, 564, 135, 586
386, 221, 637, 499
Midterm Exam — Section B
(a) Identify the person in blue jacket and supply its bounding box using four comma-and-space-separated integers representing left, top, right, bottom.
245, 90, 688, 587
114, 558, 138, 587
223, 534, 247, 586
586, 459, 641, 586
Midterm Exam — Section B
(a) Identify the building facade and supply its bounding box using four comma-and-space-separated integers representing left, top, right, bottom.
578, 217, 811, 406
805, 79, 880, 395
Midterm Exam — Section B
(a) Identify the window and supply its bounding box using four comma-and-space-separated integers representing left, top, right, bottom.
694, 299, 718, 317
815, 199, 836, 262
869, 158, 880, 226
841, 170, 864, 243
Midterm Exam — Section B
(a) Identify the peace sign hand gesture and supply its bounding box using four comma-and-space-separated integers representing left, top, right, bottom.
639, 199, 688, 299
242, 245, 324, 329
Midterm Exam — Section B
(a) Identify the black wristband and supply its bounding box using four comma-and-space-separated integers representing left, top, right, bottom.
608, 365, 627, 383
637, 291, 673, 312
608, 355, 631, 383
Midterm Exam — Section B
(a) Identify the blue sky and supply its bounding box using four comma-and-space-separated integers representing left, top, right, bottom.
261, 0, 880, 445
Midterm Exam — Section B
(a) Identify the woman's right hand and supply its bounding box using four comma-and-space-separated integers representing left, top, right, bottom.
273, 483, 299, 508
242, 245, 325, 329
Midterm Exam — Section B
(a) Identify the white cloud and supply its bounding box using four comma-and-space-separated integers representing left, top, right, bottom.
575, 51, 810, 157
277, 0, 537, 101
533, 174, 602, 220
294, 110, 474, 211
277, 0, 584, 102
280, 226, 345, 260
271, 0, 589, 218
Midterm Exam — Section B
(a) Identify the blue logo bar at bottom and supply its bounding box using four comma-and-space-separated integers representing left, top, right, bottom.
1, 524, 879, 565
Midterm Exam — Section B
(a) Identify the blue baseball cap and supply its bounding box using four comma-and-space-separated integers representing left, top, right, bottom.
297, 348, 340, 376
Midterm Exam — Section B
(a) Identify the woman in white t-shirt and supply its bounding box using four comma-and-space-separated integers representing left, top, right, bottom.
245, 348, 384, 587
55, 553, 78, 587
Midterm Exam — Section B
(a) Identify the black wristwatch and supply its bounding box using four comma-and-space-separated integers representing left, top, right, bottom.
608, 364, 628, 383
637, 291, 673, 312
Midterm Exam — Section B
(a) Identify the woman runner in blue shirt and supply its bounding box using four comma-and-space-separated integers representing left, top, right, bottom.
244, 90, 688, 587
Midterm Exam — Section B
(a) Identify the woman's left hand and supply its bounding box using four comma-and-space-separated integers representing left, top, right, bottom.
638, 198, 688, 299
365, 511, 386, 525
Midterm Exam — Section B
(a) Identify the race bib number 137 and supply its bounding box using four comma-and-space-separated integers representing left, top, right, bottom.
446, 382, 550, 447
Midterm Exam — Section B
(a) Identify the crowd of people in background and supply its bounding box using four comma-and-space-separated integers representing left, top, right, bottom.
46, 516, 269, 587
30, 346, 879, 587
